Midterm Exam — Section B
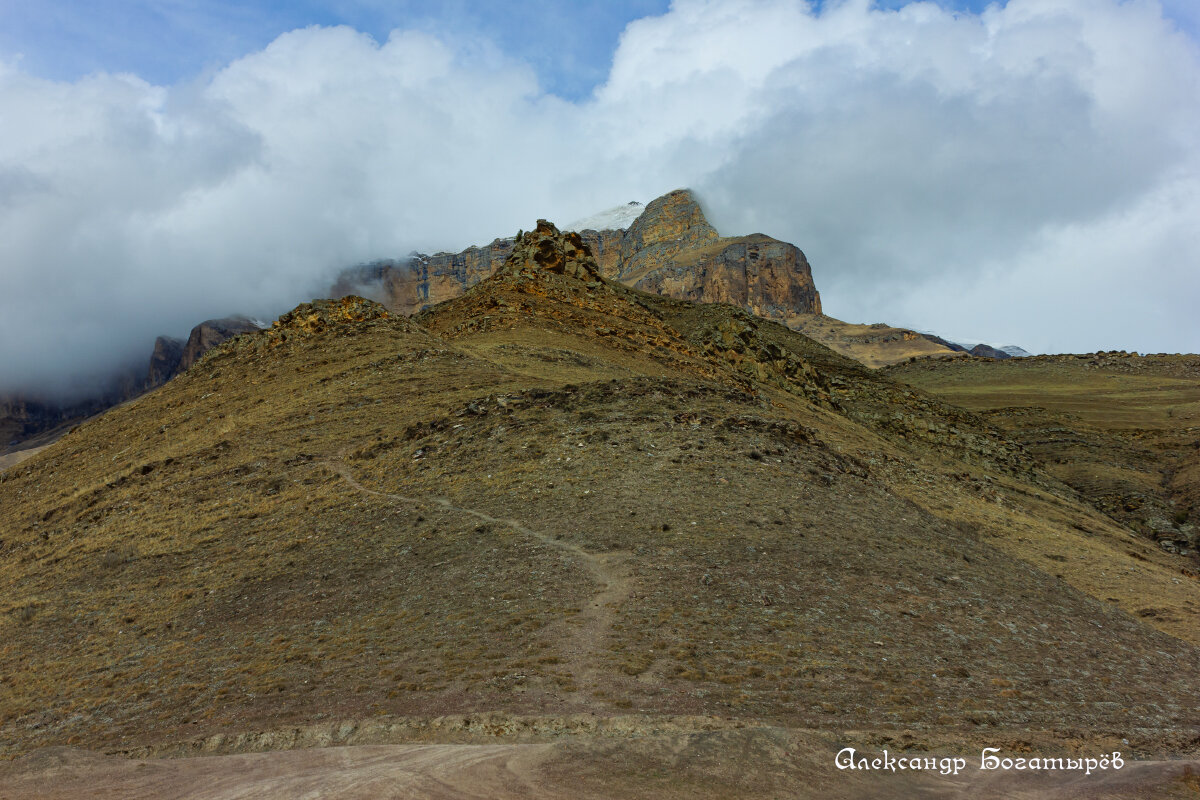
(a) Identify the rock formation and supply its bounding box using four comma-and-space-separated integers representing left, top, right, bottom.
333, 189, 822, 325
265, 297, 392, 344
0, 377, 140, 453
503, 220, 602, 281
145, 317, 263, 390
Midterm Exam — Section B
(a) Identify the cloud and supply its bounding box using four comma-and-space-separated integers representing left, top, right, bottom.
1, 0, 1198, 397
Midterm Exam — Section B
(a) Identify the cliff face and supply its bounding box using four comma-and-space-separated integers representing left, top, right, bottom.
147, 336, 186, 388
0, 397, 79, 451
2, 317, 262, 455
175, 317, 263, 377
371, 239, 516, 316
336, 188, 822, 322
609, 189, 720, 279
628, 232, 822, 319
0, 378, 140, 454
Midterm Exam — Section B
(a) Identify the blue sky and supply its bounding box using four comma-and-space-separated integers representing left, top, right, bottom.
1, 0, 1198, 391
4, 1, 1197, 98
4, 0, 1195, 97
1, 0, 1148, 98
0, 0, 678, 98
4, 1, 1195, 100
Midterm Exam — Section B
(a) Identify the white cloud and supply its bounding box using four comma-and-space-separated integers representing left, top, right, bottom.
1, 0, 1198, 397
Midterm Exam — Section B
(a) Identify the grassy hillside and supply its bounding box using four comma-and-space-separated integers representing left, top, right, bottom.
886, 354, 1200, 556
1, 226, 1197, 765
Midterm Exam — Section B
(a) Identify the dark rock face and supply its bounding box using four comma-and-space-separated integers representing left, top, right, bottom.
0, 371, 141, 454
176, 317, 262, 377
146, 336, 186, 389
0, 396, 94, 451
2, 317, 262, 454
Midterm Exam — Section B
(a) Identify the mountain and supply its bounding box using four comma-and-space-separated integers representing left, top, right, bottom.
786, 318, 964, 368
1, 365, 144, 455
921, 333, 1028, 360
1, 390, 131, 456
333, 188, 823, 323
2, 188, 956, 457
1, 220, 1197, 796
967, 342, 1011, 359
330, 189, 971, 370
146, 336, 186, 389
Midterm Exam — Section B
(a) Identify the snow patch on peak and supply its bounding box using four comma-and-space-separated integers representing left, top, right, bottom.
566, 201, 645, 232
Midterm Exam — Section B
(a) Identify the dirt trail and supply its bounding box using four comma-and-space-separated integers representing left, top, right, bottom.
5, 740, 1199, 800
0, 743, 558, 800
0, 445, 48, 472
325, 456, 633, 700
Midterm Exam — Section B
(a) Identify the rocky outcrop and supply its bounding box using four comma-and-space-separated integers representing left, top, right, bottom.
502, 220, 602, 281
265, 297, 392, 346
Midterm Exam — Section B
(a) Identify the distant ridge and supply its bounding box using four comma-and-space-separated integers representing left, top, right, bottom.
920, 332, 1028, 359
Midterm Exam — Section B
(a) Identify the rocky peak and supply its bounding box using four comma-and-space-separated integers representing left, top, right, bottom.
608, 191, 822, 321
616, 189, 718, 273
504, 219, 602, 282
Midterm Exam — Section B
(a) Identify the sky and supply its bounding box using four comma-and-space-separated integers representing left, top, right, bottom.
1, 0, 1198, 396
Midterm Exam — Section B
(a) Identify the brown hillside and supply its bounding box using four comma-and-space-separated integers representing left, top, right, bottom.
886, 353, 1200, 556
1, 223, 1198, 791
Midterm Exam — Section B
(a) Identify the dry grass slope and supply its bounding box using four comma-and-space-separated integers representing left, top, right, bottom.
1, 234, 1198, 791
